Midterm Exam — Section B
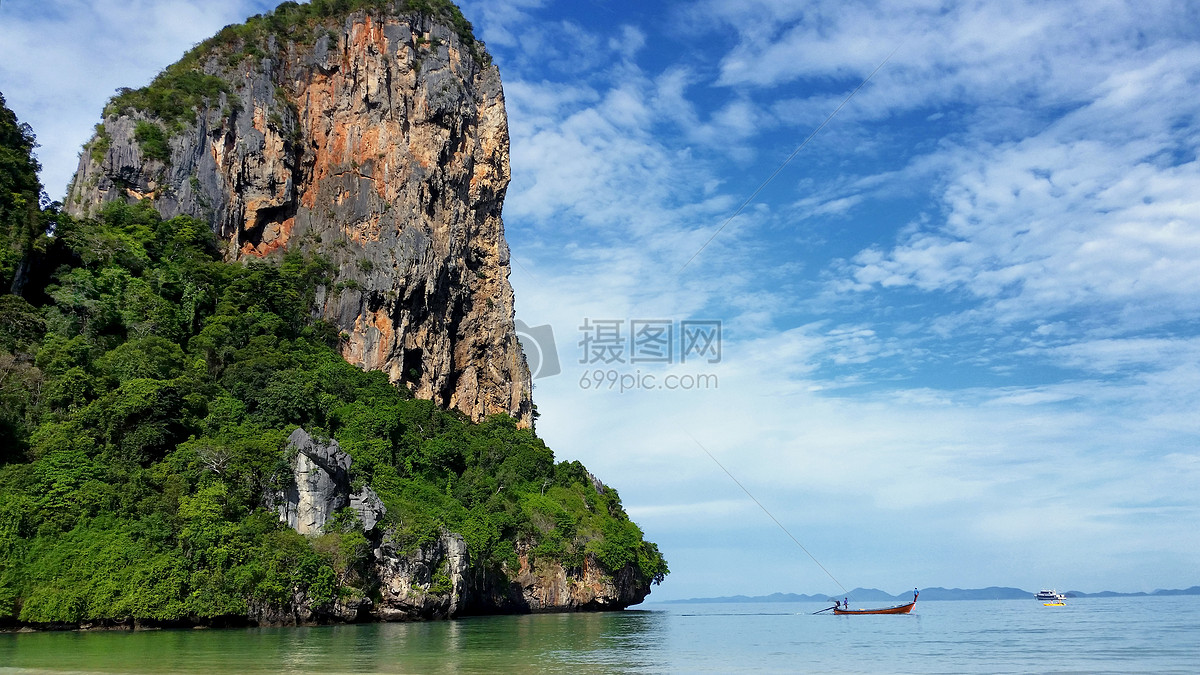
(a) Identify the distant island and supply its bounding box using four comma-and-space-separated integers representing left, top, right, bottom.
659, 586, 1200, 603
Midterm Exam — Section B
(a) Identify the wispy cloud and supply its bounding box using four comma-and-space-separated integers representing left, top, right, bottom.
0, 0, 268, 197
834, 50, 1200, 329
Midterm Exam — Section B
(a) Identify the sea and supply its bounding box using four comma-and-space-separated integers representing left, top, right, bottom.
2, 596, 1197, 674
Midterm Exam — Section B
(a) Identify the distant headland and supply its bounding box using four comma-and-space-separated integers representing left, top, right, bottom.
659, 586, 1200, 603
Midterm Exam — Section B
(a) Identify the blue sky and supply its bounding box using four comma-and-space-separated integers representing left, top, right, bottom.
4, 0, 1200, 600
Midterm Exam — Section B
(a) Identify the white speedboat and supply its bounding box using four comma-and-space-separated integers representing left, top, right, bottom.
1035, 589, 1065, 601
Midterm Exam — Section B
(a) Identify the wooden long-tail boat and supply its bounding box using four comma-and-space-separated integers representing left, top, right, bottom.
833, 600, 916, 615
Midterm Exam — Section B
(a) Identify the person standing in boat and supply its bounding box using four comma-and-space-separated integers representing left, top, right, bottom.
914, 588, 919, 602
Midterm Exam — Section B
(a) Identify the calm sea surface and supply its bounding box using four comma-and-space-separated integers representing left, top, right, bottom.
2, 597, 1197, 674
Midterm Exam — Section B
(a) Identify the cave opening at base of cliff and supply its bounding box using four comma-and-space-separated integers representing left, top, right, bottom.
401, 347, 424, 388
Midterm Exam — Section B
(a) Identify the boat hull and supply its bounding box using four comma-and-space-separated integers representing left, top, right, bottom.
833, 600, 916, 615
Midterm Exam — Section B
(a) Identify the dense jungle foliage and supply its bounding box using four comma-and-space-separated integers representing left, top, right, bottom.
0, 95, 665, 627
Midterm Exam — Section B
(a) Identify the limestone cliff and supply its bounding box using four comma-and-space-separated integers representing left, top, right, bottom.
66, 1, 532, 426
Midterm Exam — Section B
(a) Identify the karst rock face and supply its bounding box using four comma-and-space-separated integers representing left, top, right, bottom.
66, 4, 532, 426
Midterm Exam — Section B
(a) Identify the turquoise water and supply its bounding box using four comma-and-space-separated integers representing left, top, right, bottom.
2, 597, 1197, 673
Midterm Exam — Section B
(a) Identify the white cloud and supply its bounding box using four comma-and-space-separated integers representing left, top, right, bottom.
528, 297, 1200, 598
701, 0, 1189, 110
459, 0, 547, 49
0, 0, 262, 198
1039, 338, 1200, 375
832, 44, 1200, 339
844, 148, 1200, 329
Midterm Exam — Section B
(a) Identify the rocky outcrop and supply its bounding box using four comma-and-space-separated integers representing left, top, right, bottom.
374, 531, 470, 620
266, 427, 650, 623
271, 428, 385, 534
66, 4, 532, 426
370, 534, 651, 620
508, 548, 649, 611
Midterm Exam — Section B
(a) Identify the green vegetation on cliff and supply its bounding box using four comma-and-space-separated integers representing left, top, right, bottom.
105, 0, 487, 135
0, 93, 45, 296
0, 100, 666, 627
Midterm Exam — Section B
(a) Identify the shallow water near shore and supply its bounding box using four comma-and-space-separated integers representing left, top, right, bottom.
2, 596, 1197, 673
